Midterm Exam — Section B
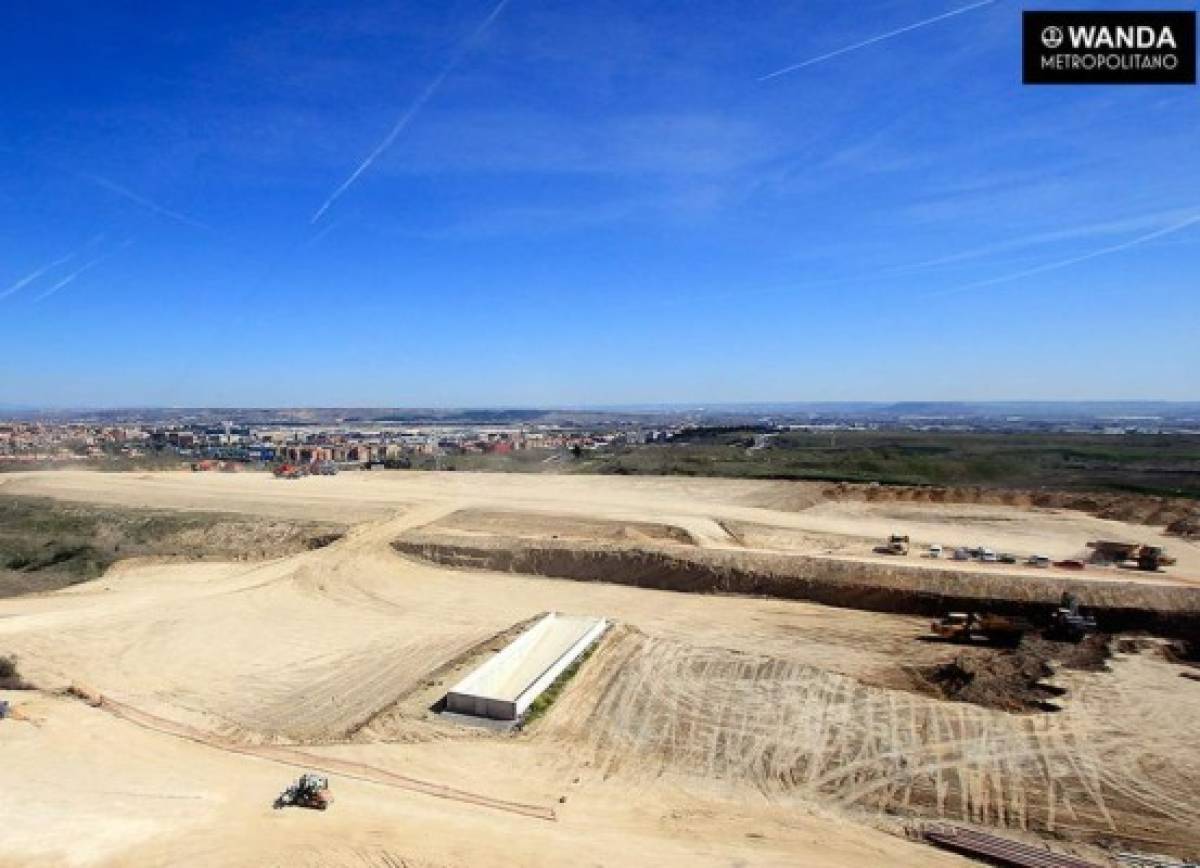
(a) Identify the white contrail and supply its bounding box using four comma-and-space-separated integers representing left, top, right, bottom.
311, 0, 512, 224
927, 211, 1200, 298
759, 0, 996, 80
0, 251, 76, 301
901, 206, 1200, 271
0, 234, 105, 301
305, 215, 344, 247
32, 239, 134, 302
31, 256, 107, 301
85, 174, 210, 230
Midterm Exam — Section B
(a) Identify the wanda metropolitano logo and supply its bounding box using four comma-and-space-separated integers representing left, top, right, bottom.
1023, 10, 1196, 84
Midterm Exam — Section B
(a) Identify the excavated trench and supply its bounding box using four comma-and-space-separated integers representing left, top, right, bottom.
393, 533, 1200, 639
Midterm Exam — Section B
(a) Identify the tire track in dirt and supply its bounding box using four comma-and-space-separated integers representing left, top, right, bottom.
239, 632, 482, 741
536, 630, 1200, 851
70, 687, 557, 821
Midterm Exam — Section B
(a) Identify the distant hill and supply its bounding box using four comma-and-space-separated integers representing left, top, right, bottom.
2, 402, 1198, 425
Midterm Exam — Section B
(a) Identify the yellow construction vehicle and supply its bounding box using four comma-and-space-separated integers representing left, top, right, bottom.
930, 612, 1027, 647
1087, 540, 1177, 571
1137, 545, 1176, 571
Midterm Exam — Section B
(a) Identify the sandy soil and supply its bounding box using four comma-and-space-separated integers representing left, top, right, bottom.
4, 470, 1195, 577
1, 470, 1198, 866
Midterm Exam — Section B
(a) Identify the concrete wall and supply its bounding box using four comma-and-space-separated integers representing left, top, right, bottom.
513, 616, 608, 718
445, 612, 608, 721
446, 614, 556, 719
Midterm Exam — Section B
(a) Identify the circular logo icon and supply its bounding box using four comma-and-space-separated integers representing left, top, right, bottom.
1041, 26, 1064, 49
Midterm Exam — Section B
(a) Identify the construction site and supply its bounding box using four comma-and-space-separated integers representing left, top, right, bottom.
2, 469, 1199, 867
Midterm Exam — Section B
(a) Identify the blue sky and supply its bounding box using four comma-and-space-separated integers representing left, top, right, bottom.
1, 0, 1196, 406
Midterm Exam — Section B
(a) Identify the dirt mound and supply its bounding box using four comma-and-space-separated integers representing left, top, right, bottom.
820, 482, 1198, 531
921, 652, 1065, 713
424, 508, 698, 546
735, 481, 828, 512
1165, 515, 1200, 539
915, 634, 1115, 713
1033, 633, 1112, 671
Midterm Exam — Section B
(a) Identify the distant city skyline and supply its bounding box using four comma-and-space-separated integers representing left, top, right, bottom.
1, 1, 1196, 405
4, 399, 1199, 423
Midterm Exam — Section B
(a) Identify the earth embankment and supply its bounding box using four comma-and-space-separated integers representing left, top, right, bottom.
394, 532, 1200, 638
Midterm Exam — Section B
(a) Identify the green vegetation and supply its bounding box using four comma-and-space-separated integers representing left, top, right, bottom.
573, 430, 1200, 498
0, 499, 123, 587
520, 640, 601, 727
360, 429, 1200, 499
0, 497, 345, 597
0, 452, 188, 474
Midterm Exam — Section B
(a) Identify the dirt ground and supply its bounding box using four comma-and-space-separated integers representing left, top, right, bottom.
1, 470, 1198, 866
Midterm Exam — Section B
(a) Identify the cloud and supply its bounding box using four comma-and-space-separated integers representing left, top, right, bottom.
759, 0, 997, 80
354, 109, 781, 180
311, 0, 512, 223
84, 174, 209, 230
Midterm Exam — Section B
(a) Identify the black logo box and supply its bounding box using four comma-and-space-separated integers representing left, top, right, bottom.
1023, 10, 1196, 85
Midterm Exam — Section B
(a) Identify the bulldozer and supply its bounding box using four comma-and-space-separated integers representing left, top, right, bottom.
274, 773, 333, 811
1045, 592, 1097, 642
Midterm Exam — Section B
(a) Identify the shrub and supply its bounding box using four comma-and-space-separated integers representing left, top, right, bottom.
521, 640, 601, 727
0, 655, 31, 689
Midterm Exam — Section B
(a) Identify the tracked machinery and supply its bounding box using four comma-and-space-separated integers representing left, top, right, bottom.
1045, 592, 1098, 642
274, 773, 333, 811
